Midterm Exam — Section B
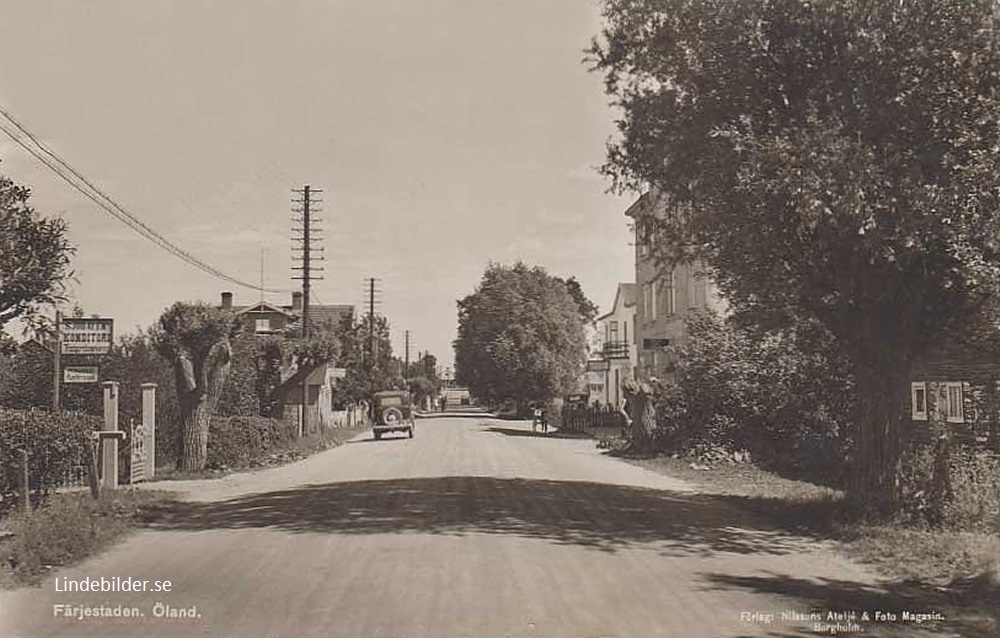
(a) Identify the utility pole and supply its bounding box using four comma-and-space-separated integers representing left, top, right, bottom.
404, 330, 410, 383
292, 185, 324, 339
292, 185, 324, 436
364, 277, 382, 369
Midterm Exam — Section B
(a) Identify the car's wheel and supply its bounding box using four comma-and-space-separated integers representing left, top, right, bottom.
382, 407, 403, 425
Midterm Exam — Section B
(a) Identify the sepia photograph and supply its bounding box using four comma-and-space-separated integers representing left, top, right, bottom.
0, 1, 998, 636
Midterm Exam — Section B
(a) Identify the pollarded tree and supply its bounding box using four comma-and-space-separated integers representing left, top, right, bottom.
454, 262, 588, 409
152, 302, 236, 471
0, 165, 75, 329
589, 0, 1000, 510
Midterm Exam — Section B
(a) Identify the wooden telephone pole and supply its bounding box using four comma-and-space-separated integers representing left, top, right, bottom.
292, 185, 324, 436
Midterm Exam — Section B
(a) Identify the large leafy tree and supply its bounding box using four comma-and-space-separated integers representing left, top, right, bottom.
331, 311, 397, 405
152, 302, 236, 471
0, 165, 75, 329
454, 262, 588, 407
589, 0, 1000, 509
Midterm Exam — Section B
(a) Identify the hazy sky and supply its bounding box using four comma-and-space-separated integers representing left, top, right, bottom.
0, 0, 635, 371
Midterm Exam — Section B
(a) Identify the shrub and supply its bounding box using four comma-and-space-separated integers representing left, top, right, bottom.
0, 408, 99, 513
651, 311, 853, 486
898, 442, 1000, 532
205, 415, 296, 469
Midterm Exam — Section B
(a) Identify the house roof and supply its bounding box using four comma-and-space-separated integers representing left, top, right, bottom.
233, 301, 295, 317
286, 304, 354, 332
596, 283, 637, 322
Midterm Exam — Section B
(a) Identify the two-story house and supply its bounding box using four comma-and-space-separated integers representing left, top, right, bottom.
625, 189, 727, 382
220, 291, 354, 434
591, 283, 637, 408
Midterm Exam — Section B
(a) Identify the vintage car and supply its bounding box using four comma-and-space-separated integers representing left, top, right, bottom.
371, 390, 415, 440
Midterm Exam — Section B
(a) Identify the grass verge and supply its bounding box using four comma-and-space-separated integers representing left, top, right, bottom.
615, 451, 999, 633
0, 489, 172, 589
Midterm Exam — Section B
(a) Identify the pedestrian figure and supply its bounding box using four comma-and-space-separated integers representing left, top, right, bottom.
532, 404, 543, 433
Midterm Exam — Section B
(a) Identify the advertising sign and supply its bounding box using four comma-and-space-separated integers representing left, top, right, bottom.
64, 365, 99, 384
61, 318, 114, 355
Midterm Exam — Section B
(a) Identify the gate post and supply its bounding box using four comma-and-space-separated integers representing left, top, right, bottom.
141, 383, 157, 480
101, 381, 120, 489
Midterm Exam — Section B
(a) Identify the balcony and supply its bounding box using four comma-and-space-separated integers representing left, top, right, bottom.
602, 340, 630, 359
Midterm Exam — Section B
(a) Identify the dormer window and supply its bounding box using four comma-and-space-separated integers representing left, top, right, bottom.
255, 318, 271, 333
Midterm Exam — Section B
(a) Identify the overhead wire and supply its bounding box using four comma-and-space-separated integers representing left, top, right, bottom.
0, 105, 291, 294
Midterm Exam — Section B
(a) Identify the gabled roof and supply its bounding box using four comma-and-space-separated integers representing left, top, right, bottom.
596, 283, 637, 322
234, 301, 295, 317
286, 304, 355, 332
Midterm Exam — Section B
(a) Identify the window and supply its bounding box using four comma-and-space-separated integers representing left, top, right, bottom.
650, 281, 658, 320
910, 382, 927, 421
623, 321, 628, 345
255, 318, 270, 333
943, 382, 965, 423
610, 321, 619, 342
666, 270, 676, 315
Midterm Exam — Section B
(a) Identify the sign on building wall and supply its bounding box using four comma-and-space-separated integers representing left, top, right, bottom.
64, 365, 99, 384
586, 360, 610, 372
61, 318, 114, 355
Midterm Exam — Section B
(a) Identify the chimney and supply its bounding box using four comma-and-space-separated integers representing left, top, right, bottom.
292, 291, 303, 313
221, 292, 233, 310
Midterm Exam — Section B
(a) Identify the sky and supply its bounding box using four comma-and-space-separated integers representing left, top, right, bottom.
0, 0, 635, 373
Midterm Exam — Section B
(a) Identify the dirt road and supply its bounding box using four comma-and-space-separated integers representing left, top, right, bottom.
0, 418, 946, 637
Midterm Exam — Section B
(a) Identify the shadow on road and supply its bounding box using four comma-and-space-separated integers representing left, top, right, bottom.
149, 476, 820, 557
484, 426, 591, 439
700, 571, 998, 638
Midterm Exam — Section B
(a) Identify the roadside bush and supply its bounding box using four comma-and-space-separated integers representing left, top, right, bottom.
651, 311, 853, 486
945, 449, 1000, 532
0, 408, 99, 513
898, 442, 1000, 532
205, 415, 296, 470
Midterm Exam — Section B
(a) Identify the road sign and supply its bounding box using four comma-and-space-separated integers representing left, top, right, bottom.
61, 318, 114, 355
64, 365, 99, 384
331, 367, 347, 379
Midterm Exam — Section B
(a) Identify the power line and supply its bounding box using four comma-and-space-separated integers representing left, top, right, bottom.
0, 105, 290, 294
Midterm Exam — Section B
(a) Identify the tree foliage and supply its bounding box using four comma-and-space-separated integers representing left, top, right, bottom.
0, 166, 75, 328
654, 310, 853, 485
331, 311, 398, 406
454, 262, 588, 406
589, 0, 1000, 509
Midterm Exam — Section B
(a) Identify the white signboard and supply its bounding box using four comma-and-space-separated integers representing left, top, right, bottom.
61, 318, 114, 355
331, 367, 347, 379
64, 365, 99, 384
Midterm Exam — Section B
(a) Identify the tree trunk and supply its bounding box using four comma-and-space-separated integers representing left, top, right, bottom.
849, 361, 907, 514
175, 342, 231, 472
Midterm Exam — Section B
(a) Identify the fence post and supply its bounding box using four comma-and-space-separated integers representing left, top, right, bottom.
102, 381, 120, 490
141, 383, 157, 480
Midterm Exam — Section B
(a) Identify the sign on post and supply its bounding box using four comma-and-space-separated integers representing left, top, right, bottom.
61, 318, 114, 355
64, 365, 99, 384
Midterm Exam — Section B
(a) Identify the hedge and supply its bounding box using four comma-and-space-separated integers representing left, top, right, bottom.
0, 408, 100, 513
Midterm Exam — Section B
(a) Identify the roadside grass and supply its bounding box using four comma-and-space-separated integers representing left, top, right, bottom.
612, 452, 999, 598
0, 489, 173, 589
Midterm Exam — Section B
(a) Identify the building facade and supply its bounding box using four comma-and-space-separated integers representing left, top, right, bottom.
625, 190, 727, 382
591, 283, 637, 408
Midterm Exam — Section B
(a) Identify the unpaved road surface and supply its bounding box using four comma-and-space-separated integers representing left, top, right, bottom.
0, 418, 961, 637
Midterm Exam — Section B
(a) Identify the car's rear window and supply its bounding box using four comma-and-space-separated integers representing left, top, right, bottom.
379, 396, 403, 406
